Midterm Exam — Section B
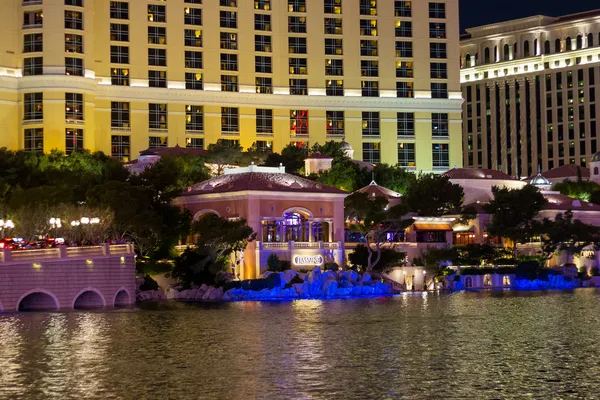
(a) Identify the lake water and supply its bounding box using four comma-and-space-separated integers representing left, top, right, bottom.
1, 290, 600, 399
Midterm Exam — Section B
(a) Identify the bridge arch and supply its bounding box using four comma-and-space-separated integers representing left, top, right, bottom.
17, 289, 60, 312
113, 287, 132, 307
72, 287, 107, 310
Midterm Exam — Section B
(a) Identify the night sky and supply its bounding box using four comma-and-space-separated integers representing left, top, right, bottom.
460, 0, 600, 31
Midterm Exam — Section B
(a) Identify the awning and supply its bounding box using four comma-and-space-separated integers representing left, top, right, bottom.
414, 223, 453, 231
453, 225, 475, 233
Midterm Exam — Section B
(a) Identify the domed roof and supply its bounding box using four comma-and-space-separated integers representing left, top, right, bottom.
592, 152, 600, 162
341, 140, 353, 150
530, 173, 551, 186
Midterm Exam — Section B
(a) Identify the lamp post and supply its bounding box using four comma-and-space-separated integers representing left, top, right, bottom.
49, 217, 62, 238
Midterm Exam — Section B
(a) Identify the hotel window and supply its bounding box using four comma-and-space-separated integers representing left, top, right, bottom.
360, 19, 377, 36
24, 93, 43, 120
362, 143, 381, 163
324, 18, 343, 35
23, 11, 43, 28
429, 2, 446, 18
396, 61, 413, 78
430, 42, 447, 58
111, 46, 129, 64
110, 24, 128, 42
23, 57, 43, 76
185, 0, 203, 2
149, 70, 167, 88
256, 140, 273, 152
220, 11, 237, 28
111, 101, 130, 128
429, 22, 446, 39
324, 0, 342, 14
326, 59, 343, 76
221, 107, 239, 133
325, 38, 343, 55
432, 144, 449, 169
289, 37, 307, 54
255, 0, 271, 10
398, 143, 415, 167
148, 5, 166, 23
149, 136, 168, 149
395, 21, 412, 37
220, 54, 238, 71
360, 0, 377, 15
149, 104, 168, 129
65, 93, 83, 121
220, 32, 237, 50
111, 135, 130, 161
256, 109, 273, 133
186, 138, 204, 149
288, 0, 306, 13
184, 7, 202, 25
361, 80, 379, 97
255, 56, 272, 73
65, 57, 83, 76
326, 79, 344, 96
220, 0, 237, 5
430, 62, 447, 79
289, 16, 307, 33
148, 48, 167, 66
111, 68, 129, 86
397, 81, 413, 98
394, 1, 411, 17
221, 75, 238, 92
256, 77, 273, 94
255, 14, 271, 31
431, 83, 448, 99
24, 128, 44, 154
290, 110, 309, 135
110, 1, 129, 19
326, 111, 344, 136
255, 35, 272, 52
185, 30, 203, 47
362, 112, 380, 136
432, 113, 449, 136
65, 0, 83, 7
186, 105, 204, 131
289, 58, 308, 74
185, 51, 203, 69
24, 33, 43, 53
65, 10, 83, 30
361, 60, 378, 77
360, 40, 378, 56
148, 27, 167, 45
290, 79, 308, 95
395, 41, 413, 57
65, 128, 83, 155
397, 112, 414, 136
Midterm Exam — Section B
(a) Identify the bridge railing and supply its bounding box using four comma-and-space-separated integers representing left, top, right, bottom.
0, 244, 135, 263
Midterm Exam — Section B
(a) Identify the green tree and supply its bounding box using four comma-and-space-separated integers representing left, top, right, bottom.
372, 164, 417, 195
315, 159, 370, 192
310, 141, 347, 162
206, 140, 246, 175
484, 185, 547, 260
345, 191, 412, 271
404, 174, 464, 216
553, 179, 600, 202
533, 210, 600, 263
264, 144, 308, 175
348, 245, 407, 273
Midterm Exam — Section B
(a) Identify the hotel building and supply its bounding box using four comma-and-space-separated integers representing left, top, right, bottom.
0, 0, 462, 171
460, 10, 600, 178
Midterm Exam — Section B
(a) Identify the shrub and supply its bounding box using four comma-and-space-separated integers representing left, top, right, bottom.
591, 266, 600, 277
139, 275, 159, 291
267, 253, 282, 272
290, 274, 304, 285
280, 260, 292, 271
324, 262, 340, 271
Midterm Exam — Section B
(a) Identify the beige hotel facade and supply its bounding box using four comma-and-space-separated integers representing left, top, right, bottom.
0, 0, 462, 171
461, 10, 600, 178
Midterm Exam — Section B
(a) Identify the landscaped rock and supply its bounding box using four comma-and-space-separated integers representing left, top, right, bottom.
361, 272, 372, 284
208, 287, 223, 300
201, 286, 215, 300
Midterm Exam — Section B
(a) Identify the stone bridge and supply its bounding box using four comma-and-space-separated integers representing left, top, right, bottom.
0, 244, 136, 312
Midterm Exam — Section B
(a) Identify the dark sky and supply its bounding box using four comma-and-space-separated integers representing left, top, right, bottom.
460, 0, 600, 31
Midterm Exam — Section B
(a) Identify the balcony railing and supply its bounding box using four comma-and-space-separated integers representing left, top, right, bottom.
260, 241, 340, 250
0, 244, 134, 263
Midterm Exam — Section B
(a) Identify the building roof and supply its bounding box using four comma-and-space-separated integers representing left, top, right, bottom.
139, 145, 208, 157
351, 160, 375, 171
442, 168, 518, 181
527, 164, 590, 181
306, 152, 334, 160
182, 165, 347, 196
530, 174, 551, 187
356, 181, 402, 201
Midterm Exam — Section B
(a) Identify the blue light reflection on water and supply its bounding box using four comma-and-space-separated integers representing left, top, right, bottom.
0, 290, 600, 399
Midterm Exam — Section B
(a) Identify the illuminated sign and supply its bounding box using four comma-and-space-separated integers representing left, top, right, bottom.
293, 255, 324, 266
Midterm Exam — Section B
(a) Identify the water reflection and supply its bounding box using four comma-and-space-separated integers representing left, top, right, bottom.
0, 291, 599, 399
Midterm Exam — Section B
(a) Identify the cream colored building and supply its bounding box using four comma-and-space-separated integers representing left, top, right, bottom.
0, 0, 462, 170
460, 10, 600, 178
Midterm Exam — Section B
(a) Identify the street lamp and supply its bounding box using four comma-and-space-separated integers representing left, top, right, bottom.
49, 217, 62, 238
0, 219, 14, 239
80, 217, 90, 225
